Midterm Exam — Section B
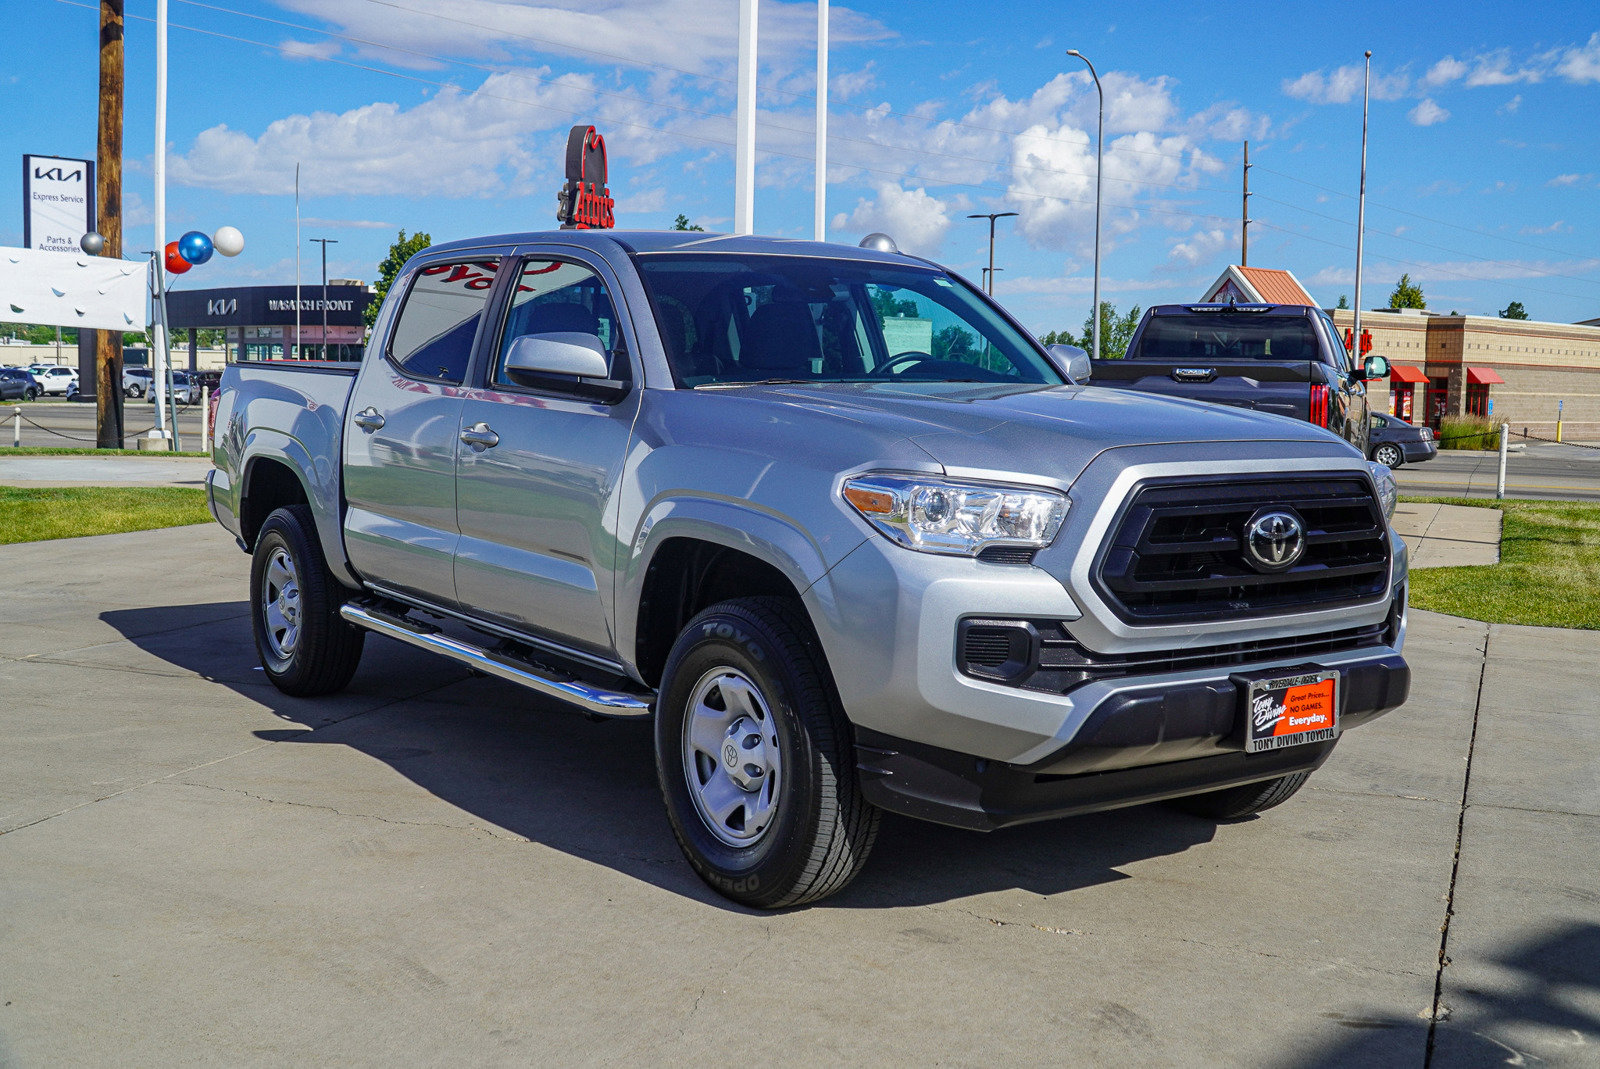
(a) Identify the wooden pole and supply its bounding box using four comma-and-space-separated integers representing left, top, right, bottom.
95, 0, 125, 449
1241, 140, 1250, 267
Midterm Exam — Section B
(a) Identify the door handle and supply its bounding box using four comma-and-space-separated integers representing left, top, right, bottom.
352, 407, 385, 432
459, 422, 500, 451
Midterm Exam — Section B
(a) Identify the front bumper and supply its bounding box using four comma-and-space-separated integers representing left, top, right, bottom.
856, 651, 1408, 831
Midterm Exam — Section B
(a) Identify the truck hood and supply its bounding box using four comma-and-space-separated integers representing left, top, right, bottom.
718, 381, 1349, 486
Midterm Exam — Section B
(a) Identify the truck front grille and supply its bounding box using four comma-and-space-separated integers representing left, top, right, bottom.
1093, 474, 1390, 624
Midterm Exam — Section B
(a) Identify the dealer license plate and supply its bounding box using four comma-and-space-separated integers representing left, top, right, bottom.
1243, 670, 1340, 753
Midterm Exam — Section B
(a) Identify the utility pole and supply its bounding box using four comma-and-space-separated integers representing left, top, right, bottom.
310, 237, 337, 358
814, 0, 827, 241
94, 0, 125, 448
981, 267, 1004, 293
967, 212, 1017, 295
734, 0, 757, 235
1241, 140, 1251, 267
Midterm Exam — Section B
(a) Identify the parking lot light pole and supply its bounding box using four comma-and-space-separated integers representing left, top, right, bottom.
310, 237, 337, 359
1066, 49, 1103, 361
966, 212, 1017, 295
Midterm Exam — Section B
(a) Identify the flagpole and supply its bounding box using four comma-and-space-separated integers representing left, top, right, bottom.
1352, 50, 1371, 363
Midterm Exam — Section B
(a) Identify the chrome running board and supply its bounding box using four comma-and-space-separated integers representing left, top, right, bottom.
340, 603, 653, 719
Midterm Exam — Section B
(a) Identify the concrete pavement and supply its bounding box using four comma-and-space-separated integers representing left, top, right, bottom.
1391, 501, 1503, 568
0, 523, 1594, 1066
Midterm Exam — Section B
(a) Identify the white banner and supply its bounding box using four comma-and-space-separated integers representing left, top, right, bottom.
0, 246, 150, 330
23, 155, 96, 255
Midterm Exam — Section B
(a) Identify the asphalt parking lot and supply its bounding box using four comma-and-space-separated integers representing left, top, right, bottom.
2, 524, 1596, 1067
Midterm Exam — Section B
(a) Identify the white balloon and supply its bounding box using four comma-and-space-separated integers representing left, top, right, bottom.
213, 226, 245, 257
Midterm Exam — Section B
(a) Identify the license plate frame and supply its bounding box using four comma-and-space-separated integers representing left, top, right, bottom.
1238, 668, 1341, 753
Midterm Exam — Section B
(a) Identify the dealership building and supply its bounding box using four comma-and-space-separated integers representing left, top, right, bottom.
165, 282, 373, 364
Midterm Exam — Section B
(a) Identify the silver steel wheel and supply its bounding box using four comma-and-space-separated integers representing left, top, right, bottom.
681, 667, 782, 848
1374, 443, 1402, 468
260, 546, 303, 661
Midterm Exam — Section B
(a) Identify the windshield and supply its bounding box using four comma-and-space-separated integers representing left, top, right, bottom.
1131, 312, 1320, 362
632, 253, 1061, 387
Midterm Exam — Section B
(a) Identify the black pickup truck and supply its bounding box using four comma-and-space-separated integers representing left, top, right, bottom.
1089, 303, 1389, 453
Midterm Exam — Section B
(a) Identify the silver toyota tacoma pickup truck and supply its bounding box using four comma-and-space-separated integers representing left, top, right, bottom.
208, 231, 1410, 908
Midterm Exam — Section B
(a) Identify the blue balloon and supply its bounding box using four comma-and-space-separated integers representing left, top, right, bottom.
177, 230, 214, 265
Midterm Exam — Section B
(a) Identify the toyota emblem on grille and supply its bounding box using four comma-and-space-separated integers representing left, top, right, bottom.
1243, 508, 1305, 573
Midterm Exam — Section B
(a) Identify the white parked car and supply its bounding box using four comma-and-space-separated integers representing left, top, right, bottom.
33, 366, 79, 396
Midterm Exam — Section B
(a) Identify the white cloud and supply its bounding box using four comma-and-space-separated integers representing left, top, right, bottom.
1556, 31, 1600, 82
831, 182, 952, 255
1168, 227, 1230, 267
1408, 98, 1450, 126
1424, 56, 1468, 86
1499, 94, 1522, 115
279, 38, 341, 62
830, 63, 878, 102
1520, 220, 1570, 236
299, 217, 398, 229
1282, 65, 1409, 104
1547, 173, 1592, 187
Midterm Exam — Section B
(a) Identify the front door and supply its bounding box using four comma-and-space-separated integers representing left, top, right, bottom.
452, 253, 642, 661
343, 254, 503, 606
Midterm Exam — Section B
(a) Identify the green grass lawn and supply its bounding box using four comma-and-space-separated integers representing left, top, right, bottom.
1406, 497, 1600, 630
0, 486, 211, 544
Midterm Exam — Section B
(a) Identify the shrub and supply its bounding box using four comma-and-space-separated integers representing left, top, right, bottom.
1437, 414, 1502, 450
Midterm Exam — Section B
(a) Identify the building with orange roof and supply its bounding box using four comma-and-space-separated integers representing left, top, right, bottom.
1201, 265, 1317, 307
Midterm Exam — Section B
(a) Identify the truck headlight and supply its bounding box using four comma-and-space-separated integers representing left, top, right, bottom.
842, 474, 1068, 557
1367, 461, 1398, 522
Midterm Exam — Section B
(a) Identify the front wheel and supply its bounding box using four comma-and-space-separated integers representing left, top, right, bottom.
655, 597, 880, 908
1372, 442, 1403, 468
1168, 770, 1313, 820
250, 504, 365, 696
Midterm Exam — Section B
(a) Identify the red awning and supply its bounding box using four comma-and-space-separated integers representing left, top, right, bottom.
1467, 366, 1505, 385
1389, 364, 1429, 383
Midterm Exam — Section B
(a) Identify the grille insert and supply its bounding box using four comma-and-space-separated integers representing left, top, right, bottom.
1094, 474, 1390, 623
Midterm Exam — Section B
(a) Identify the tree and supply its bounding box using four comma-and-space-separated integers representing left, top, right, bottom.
367, 229, 432, 327
1387, 273, 1426, 310
1336, 294, 1349, 310
672, 214, 705, 232
1041, 302, 1142, 360
1499, 300, 1529, 320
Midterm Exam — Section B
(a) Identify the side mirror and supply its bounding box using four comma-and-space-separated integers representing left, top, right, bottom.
502, 332, 630, 403
1046, 343, 1092, 385
1363, 354, 1389, 381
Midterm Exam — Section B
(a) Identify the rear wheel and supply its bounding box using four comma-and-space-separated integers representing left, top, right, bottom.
24, 386, 38, 400
1373, 442, 1403, 468
654, 597, 879, 908
1168, 770, 1312, 820
250, 504, 365, 697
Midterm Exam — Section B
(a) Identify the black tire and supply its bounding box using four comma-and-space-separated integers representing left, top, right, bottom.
25, 386, 38, 401
654, 597, 880, 909
250, 504, 365, 697
1372, 442, 1403, 468
1168, 770, 1313, 820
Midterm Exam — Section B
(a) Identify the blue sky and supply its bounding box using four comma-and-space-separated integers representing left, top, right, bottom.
5, 0, 1600, 332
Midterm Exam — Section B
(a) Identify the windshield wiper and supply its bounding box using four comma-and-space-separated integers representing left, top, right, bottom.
696, 379, 813, 389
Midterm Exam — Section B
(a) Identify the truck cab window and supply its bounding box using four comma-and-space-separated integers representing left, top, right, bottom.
493, 259, 629, 387
387, 259, 501, 384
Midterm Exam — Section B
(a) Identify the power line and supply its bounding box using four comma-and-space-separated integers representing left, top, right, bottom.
1255, 164, 1595, 263
171, 0, 1236, 198
57, 0, 1239, 228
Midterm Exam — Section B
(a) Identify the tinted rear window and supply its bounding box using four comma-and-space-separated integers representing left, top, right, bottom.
1131, 313, 1320, 362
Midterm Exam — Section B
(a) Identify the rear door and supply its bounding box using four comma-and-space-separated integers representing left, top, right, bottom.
451, 248, 643, 661
342, 250, 506, 606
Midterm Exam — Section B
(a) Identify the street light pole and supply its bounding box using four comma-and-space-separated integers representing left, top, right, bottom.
966, 211, 1017, 295
1352, 50, 1372, 371
310, 237, 337, 359
1067, 49, 1103, 362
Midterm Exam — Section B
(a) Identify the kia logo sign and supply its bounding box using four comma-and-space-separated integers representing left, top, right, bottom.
1243, 508, 1305, 573
207, 299, 238, 316
33, 166, 84, 182
557, 125, 615, 230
